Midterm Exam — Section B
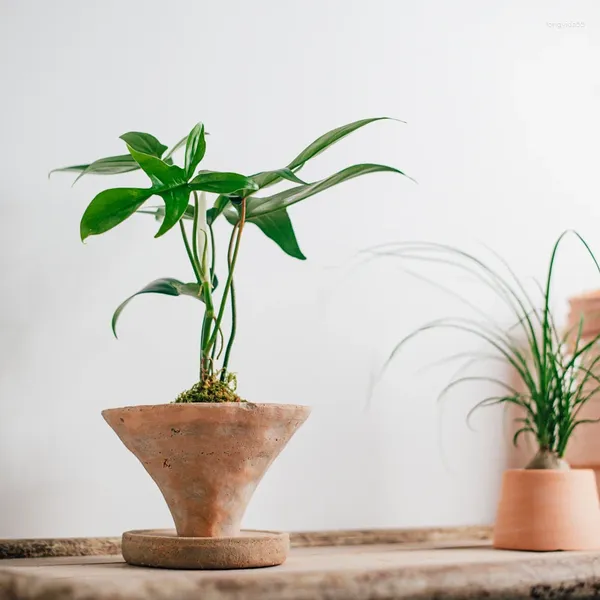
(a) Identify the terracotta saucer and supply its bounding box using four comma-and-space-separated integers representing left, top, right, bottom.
122, 529, 289, 569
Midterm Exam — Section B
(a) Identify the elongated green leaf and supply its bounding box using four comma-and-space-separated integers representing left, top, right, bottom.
188, 171, 258, 195
49, 154, 140, 182
49, 163, 93, 176
289, 117, 401, 169
245, 163, 410, 219
164, 135, 188, 161
80, 187, 153, 240
185, 123, 206, 179
119, 132, 167, 157
156, 186, 191, 238
165, 129, 212, 162
252, 117, 401, 190
224, 205, 306, 259
112, 277, 202, 337
126, 144, 187, 189
250, 168, 308, 189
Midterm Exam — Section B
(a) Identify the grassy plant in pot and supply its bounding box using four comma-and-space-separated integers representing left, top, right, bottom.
376, 232, 600, 551
52, 118, 408, 568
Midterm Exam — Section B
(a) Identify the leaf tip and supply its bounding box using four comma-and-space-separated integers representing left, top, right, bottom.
154, 224, 169, 239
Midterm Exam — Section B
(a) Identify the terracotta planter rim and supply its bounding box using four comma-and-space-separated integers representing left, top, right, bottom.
102, 402, 310, 416
502, 467, 595, 475
569, 289, 600, 300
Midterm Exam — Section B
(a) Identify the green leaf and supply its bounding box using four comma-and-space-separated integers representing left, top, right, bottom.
80, 187, 153, 240
155, 186, 191, 238
49, 154, 140, 182
112, 277, 202, 338
184, 123, 206, 179
207, 195, 231, 225
164, 135, 188, 161
252, 117, 401, 190
289, 117, 401, 169
245, 163, 410, 219
126, 144, 187, 188
250, 168, 308, 189
49, 163, 94, 176
119, 132, 167, 158
188, 171, 258, 195
224, 206, 306, 260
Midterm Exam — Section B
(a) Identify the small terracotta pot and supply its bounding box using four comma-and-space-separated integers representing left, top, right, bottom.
493, 469, 600, 551
567, 290, 600, 339
102, 402, 310, 537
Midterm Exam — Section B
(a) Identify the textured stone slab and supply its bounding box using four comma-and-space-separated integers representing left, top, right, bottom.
0, 538, 121, 560
0, 526, 493, 558
2, 541, 600, 599
290, 525, 492, 547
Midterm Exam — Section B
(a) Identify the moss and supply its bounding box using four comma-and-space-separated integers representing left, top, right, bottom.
174, 371, 245, 404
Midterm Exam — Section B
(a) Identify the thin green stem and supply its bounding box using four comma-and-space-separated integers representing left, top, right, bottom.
200, 280, 215, 380
208, 200, 247, 364
192, 191, 214, 380
179, 221, 201, 283
192, 192, 201, 272
221, 223, 239, 378
209, 222, 216, 279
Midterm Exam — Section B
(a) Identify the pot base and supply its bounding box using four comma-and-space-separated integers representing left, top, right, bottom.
121, 529, 289, 569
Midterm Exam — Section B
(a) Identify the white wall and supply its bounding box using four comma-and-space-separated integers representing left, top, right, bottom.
1, 0, 600, 538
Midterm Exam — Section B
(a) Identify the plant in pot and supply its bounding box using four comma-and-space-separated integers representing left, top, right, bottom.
52, 117, 409, 568
374, 232, 600, 551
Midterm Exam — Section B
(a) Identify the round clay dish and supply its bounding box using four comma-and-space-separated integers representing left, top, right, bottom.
122, 529, 289, 569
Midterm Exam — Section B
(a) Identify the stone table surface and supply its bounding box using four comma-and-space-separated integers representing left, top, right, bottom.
2, 540, 600, 600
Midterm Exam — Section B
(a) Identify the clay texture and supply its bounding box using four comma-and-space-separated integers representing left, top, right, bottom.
494, 468, 600, 551
122, 529, 289, 569
102, 403, 310, 537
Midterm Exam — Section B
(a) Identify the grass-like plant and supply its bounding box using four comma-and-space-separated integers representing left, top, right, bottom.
375, 232, 600, 469
52, 118, 409, 402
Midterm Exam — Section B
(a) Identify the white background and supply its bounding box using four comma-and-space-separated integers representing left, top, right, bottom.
1, 0, 600, 537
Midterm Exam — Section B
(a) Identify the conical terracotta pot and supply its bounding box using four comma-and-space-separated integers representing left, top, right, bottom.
493, 469, 600, 551
102, 402, 310, 537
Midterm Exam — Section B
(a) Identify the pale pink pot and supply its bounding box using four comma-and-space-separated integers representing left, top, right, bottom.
494, 469, 600, 551
102, 402, 311, 538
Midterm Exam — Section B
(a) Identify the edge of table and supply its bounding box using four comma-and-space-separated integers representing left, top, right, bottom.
0, 525, 493, 559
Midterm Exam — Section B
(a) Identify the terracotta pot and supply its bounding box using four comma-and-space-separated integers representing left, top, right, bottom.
567, 290, 600, 339
493, 469, 600, 551
102, 402, 310, 537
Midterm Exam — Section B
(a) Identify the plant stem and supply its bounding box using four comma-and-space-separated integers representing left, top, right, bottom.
192, 192, 201, 274
221, 223, 240, 378
200, 280, 215, 379
179, 221, 201, 283
208, 199, 247, 366
192, 191, 214, 380
209, 222, 216, 280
